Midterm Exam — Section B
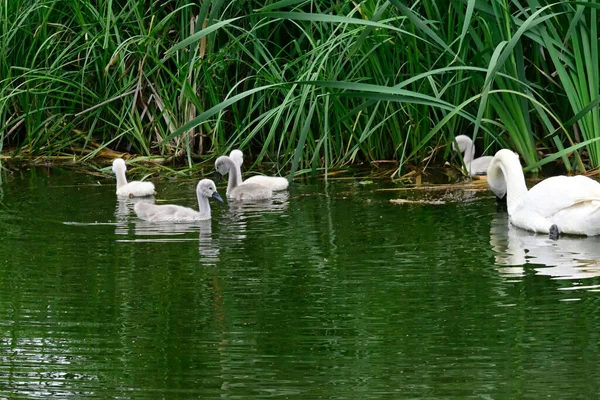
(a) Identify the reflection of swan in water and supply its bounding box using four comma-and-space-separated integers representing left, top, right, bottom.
490, 213, 600, 280
225, 191, 290, 215
114, 197, 155, 235
119, 219, 220, 263
217, 192, 290, 249
132, 219, 208, 237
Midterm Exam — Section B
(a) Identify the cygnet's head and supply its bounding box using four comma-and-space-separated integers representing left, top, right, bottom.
198, 179, 224, 202
452, 135, 472, 153
215, 156, 232, 176
112, 158, 126, 174
229, 150, 244, 167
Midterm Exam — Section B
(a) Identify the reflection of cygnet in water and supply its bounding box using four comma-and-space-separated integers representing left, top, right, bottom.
226, 191, 290, 215
115, 197, 156, 235
129, 219, 219, 263
198, 220, 219, 264
490, 213, 600, 280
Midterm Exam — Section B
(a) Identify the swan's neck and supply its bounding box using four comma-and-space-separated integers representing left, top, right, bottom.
115, 168, 128, 189
227, 160, 242, 193
197, 192, 211, 216
234, 161, 243, 186
462, 142, 475, 164
489, 155, 528, 215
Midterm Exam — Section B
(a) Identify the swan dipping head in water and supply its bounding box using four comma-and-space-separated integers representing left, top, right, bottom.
215, 155, 273, 200
134, 179, 223, 222
112, 158, 156, 197
452, 135, 493, 176
487, 149, 600, 239
229, 149, 289, 191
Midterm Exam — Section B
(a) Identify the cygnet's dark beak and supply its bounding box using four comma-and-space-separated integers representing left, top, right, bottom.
212, 191, 224, 203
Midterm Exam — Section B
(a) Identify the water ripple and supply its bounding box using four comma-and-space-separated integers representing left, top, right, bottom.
490, 213, 600, 284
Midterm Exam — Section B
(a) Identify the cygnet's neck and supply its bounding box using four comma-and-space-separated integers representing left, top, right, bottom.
197, 191, 211, 217
115, 167, 128, 189
234, 161, 243, 186
224, 157, 242, 193
462, 140, 475, 164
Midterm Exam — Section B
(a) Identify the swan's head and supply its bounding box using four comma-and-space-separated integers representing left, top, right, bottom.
197, 179, 223, 202
112, 158, 126, 174
229, 150, 244, 167
487, 149, 521, 199
215, 156, 233, 176
452, 135, 472, 153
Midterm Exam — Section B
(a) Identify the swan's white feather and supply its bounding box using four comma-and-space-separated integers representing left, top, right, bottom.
488, 149, 600, 236
116, 181, 156, 197
229, 149, 289, 191
134, 179, 222, 222
229, 182, 273, 201
242, 175, 289, 191
215, 155, 273, 200
453, 135, 492, 176
466, 156, 493, 176
134, 204, 209, 222
112, 158, 156, 197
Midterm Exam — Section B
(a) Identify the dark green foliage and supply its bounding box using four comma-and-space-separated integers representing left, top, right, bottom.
1, 0, 599, 175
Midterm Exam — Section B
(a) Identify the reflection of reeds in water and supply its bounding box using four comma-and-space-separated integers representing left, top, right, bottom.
490, 213, 600, 284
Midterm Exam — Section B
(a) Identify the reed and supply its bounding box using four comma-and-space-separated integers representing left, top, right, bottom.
1, 0, 599, 177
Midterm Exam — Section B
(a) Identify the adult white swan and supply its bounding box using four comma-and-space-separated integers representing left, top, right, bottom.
452, 135, 493, 176
487, 149, 600, 239
229, 150, 289, 191
112, 158, 156, 197
215, 155, 273, 200
134, 179, 223, 222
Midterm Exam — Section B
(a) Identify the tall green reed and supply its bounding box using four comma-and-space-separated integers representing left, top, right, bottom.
1, 0, 599, 177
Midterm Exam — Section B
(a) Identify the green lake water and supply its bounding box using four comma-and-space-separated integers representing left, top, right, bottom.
2, 167, 600, 399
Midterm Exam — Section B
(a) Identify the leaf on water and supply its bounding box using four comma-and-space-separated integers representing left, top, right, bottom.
358, 180, 373, 186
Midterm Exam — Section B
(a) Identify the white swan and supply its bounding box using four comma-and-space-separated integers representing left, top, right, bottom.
229, 149, 289, 191
452, 135, 493, 176
487, 149, 600, 238
134, 179, 223, 222
215, 155, 273, 200
112, 158, 156, 197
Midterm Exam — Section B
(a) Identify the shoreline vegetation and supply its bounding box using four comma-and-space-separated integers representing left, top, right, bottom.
1, 1, 599, 181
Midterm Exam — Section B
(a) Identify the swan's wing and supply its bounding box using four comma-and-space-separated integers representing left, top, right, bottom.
231, 183, 273, 200
524, 175, 600, 217
551, 200, 600, 235
135, 204, 201, 222
467, 156, 494, 176
244, 176, 289, 191
119, 181, 156, 197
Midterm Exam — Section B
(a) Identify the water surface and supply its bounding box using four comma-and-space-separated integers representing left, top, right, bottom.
1, 167, 600, 399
